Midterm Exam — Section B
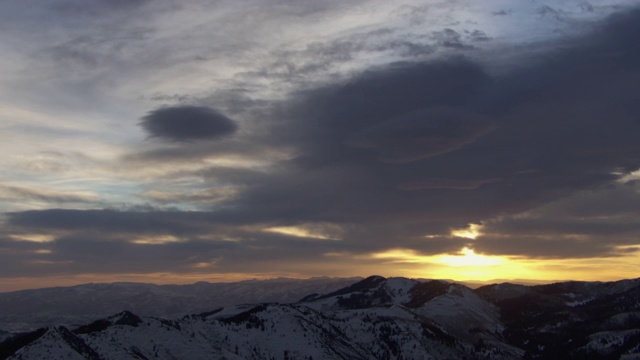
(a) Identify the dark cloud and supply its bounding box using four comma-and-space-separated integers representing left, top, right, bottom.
398, 177, 501, 191
0, 233, 240, 277
346, 107, 495, 163
473, 182, 640, 258
473, 235, 622, 259
0, 226, 300, 277
220, 8, 640, 247
140, 106, 238, 142
280, 56, 490, 158
211, 59, 497, 227
5, 209, 227, 236
1, 203, 470, 277
135, 8, 640, 237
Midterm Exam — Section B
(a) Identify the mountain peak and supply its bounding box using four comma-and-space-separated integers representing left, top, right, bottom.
303, 276, 427, 310
111, 310, 142, 327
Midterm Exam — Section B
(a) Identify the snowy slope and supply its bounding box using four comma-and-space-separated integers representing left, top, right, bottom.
2, 276, 639, 360
417, 284, 504, 339
5, 327, 98, 360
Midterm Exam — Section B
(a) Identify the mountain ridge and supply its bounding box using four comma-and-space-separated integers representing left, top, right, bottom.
2, 275, 639, 359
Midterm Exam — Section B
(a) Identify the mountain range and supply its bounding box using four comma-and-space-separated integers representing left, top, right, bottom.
0, 277, 361, 333
1, 276, 639, 359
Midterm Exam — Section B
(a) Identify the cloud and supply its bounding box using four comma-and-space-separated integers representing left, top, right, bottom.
430, 28, 472, 49
346, 107, 495, 163
4, 209, 222, 236
0, 185, 100, 205
48, 0, 152, 16
472, 181, 640, 258
140, 106, 238, 142
210, 7, 640, 248
116, 7, 640, 246
398, 177, 501, 191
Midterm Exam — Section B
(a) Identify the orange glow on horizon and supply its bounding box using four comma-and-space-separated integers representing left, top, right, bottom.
0, 271, 314, 293
1, 247, 639, 293
369, 246, 640, 283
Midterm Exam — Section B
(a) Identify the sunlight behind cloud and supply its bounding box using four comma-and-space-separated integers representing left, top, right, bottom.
11, 234, 56, 243
450, 223, 483, 239
372, 247, 506, 268
618, 169, 640, 183
264, 223, 343, 240
33, 249, 53, 254
370, 249, 432, 263
131, 235, 182, 245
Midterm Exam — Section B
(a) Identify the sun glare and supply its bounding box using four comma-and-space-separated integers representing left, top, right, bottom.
370, 247, 539, 281
380, 247, 640, 283
436, 247, 505, 267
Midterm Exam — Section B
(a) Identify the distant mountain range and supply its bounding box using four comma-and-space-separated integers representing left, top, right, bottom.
1, 276, 639, 359
0, 277, 361, 333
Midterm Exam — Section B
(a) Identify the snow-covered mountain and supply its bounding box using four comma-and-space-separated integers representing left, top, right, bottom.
0, 277, 360, 333
1, 276, 639, 359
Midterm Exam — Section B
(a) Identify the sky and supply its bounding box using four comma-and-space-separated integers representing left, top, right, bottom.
1, 0, 640, 292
